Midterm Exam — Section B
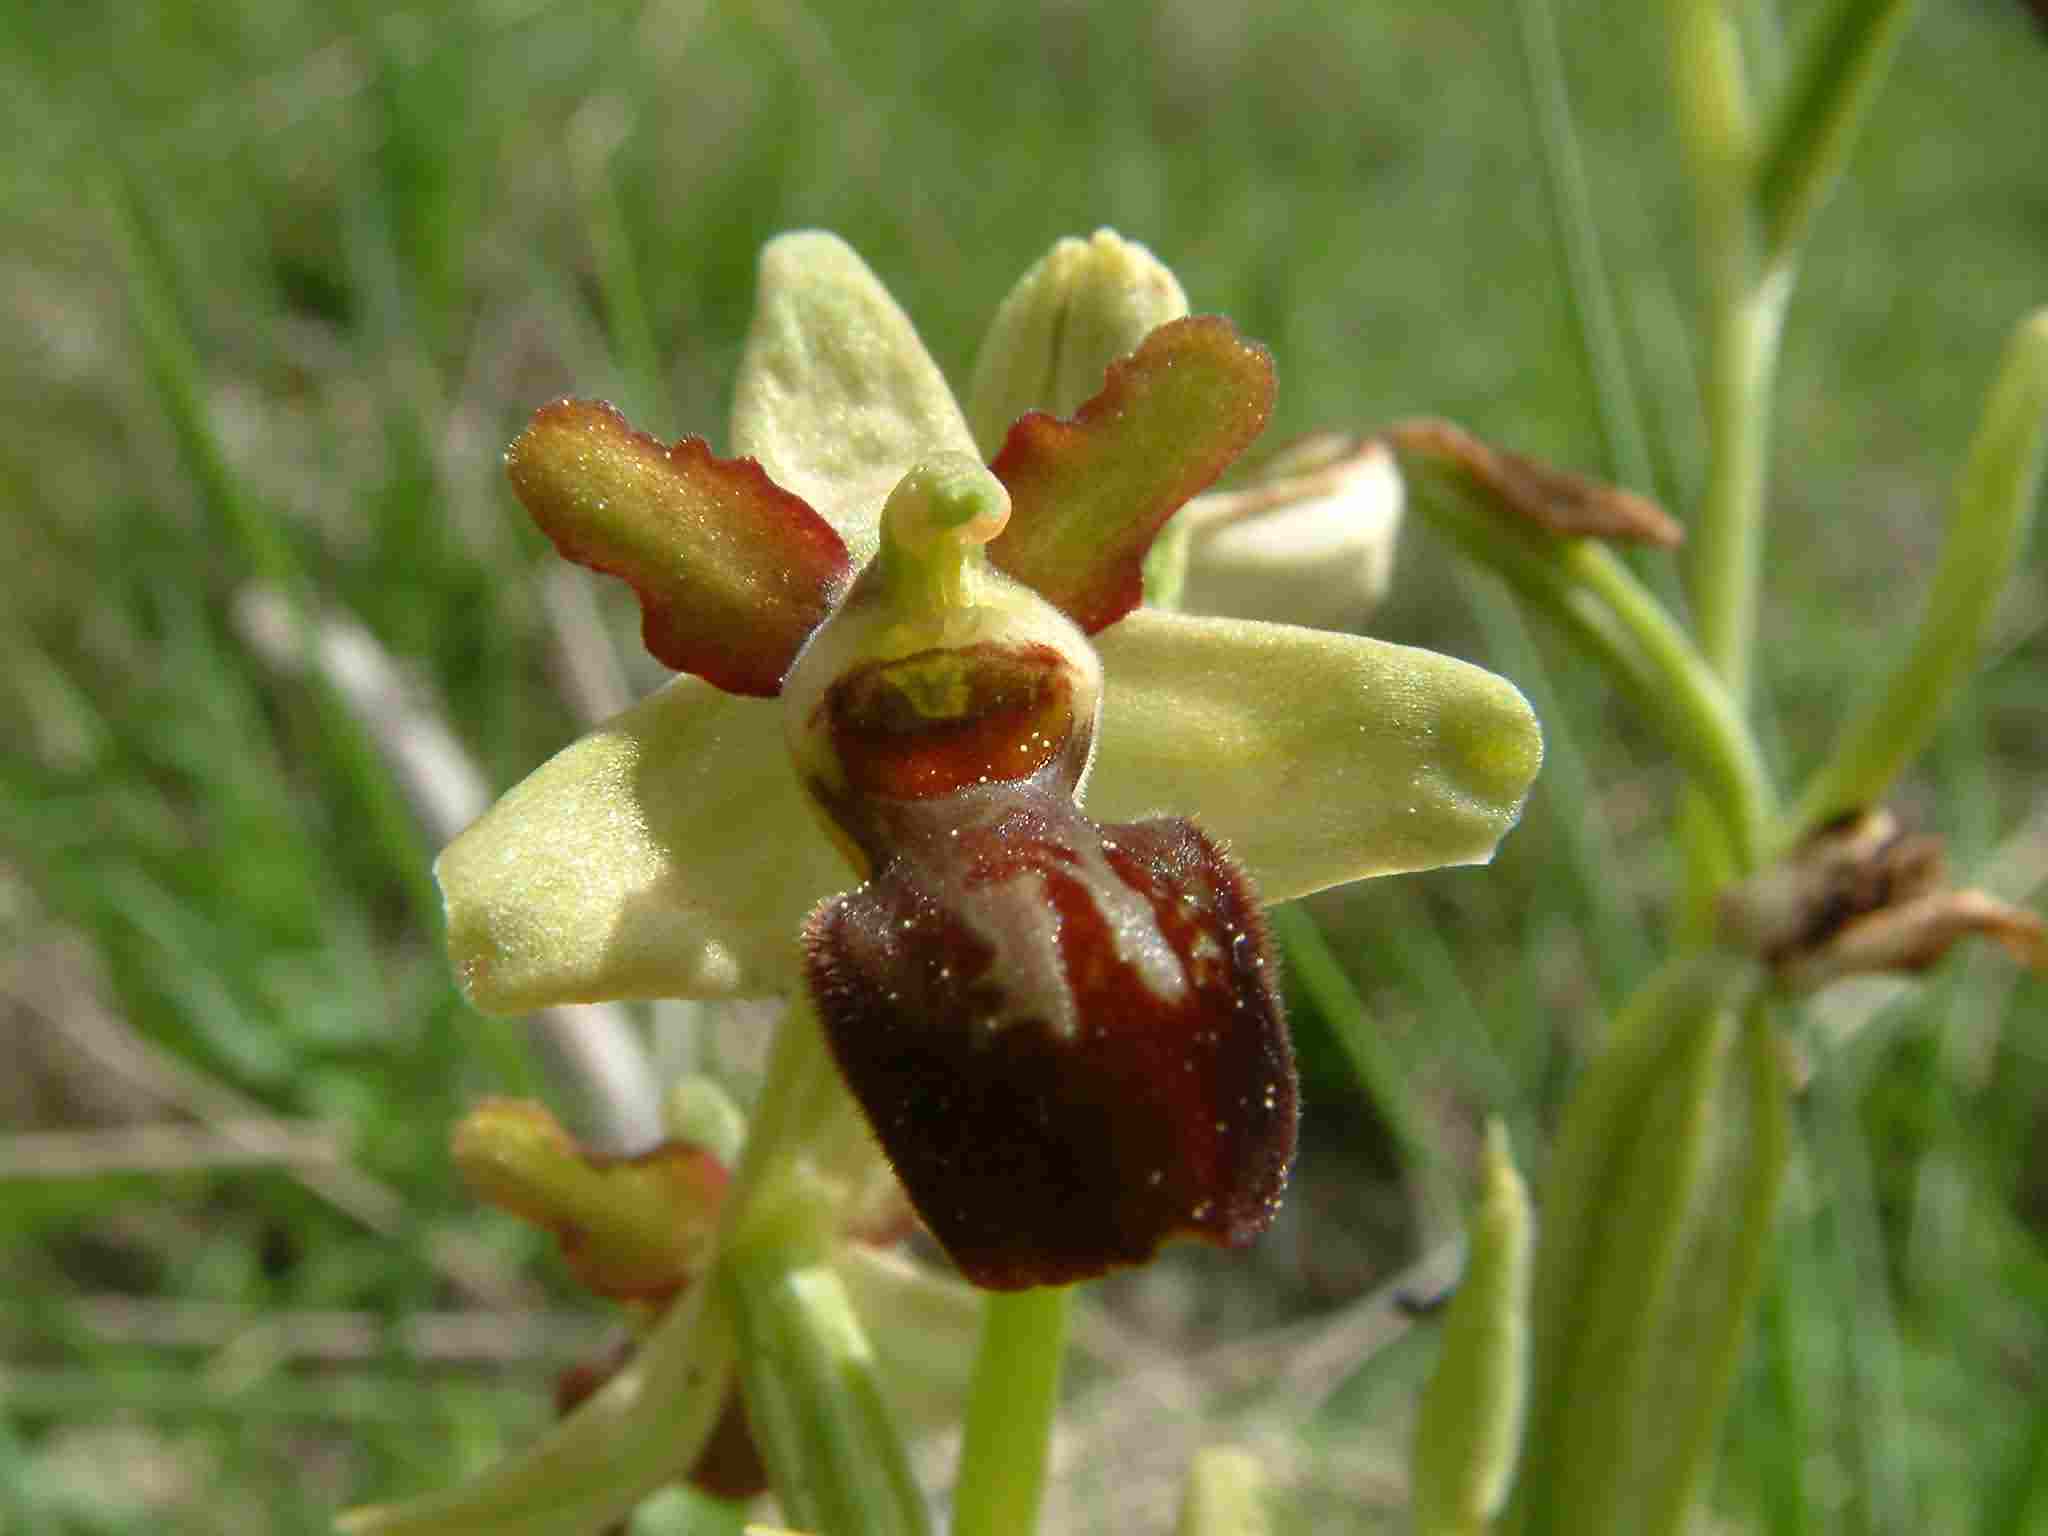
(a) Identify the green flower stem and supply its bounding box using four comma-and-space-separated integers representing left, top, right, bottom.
722, 996, 868, 1257
1789, 308, 2048, 837
1666, 0, 1782, 916
1674, 193, 1791, 926
1567, 540, 1776, 866
1687, 270, 1790, 712
723, 1245, 933, 1536
952, 1284, 1074, 1536
713, 997, 933, 1535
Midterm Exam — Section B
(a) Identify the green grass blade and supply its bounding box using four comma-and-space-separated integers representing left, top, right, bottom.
105, 164, 534, 1097
1512, 0, 1658, 501
1755, 0, 1920, 266
1811, 1056, 1917, 1535
1792, 308, 2048, 834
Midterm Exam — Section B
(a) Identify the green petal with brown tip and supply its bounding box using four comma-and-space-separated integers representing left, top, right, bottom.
1086, 610, 1542, 897
507, 399, 850, 696
988, 315, 1276, 635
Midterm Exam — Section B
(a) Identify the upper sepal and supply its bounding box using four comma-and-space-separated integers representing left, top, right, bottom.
803, 779, 1295, 1290
964, 228, 1190, 456
731, 231, 979, 565
988, 315, 1276, 635
506, 399, 851, 696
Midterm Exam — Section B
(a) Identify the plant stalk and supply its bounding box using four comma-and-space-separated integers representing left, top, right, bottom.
952, 1285, 1074, 1536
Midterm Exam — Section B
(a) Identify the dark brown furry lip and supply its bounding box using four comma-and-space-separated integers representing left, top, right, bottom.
803, 775, 1294, 1291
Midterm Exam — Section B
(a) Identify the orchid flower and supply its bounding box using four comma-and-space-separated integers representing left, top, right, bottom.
435, 230, 1542, 1290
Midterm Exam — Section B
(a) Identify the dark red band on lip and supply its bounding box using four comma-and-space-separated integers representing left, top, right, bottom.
824, 643, 1077, 802
803, 781, 1295, 1291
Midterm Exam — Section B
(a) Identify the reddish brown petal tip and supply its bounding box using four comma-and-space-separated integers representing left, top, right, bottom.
506, 399, 852, 696
804, 786, 1295, 1290
989, 315, 1276, 634
1388, 418, 1683, 547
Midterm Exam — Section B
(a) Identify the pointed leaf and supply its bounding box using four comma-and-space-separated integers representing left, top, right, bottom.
1756, 0, 1920, 264
1793, 306, 2048, 830
1511, 961, 1789, 1536
988, 316, 1276, 634
436, 678, 849, 1014
1086, 610, 1542, 898
732, 231, 977, 564
1412, 1121, 1532, 1535
507, 399, 850, 696
338, 1274, 735, 1536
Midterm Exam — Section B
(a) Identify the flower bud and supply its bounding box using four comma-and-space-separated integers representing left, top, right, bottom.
964, 229, 1191, 455
1175, 433, 1404, 629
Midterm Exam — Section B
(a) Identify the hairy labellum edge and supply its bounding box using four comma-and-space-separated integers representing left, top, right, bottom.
803, 778, 1295, 1290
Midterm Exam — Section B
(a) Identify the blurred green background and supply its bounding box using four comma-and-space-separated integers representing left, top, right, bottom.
4, 0, 2046, 1530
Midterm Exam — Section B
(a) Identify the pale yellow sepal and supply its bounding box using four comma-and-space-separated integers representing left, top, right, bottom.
1086, 610, 1542, 899
964, 228, 1191, 456
731, 231, 978, 566
435, 675, 843, 1014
